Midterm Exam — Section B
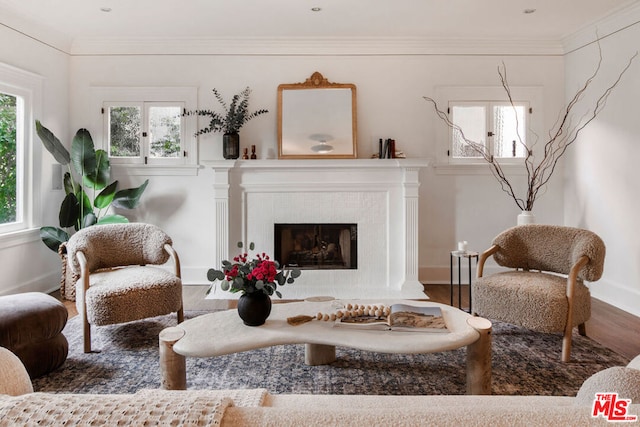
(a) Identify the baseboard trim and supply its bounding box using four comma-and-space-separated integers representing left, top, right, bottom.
590, 279, 640, 318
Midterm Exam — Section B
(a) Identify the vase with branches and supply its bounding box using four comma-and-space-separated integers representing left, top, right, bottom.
184, 87, 268, 159
424, 45, 637, 218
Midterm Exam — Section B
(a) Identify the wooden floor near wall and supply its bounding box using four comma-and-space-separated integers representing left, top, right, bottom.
54, 283, 640, 360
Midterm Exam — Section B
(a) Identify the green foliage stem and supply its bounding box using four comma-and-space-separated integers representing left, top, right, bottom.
184, 87, 268, 135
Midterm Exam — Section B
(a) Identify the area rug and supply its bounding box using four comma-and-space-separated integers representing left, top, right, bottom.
32, 311, 629, 396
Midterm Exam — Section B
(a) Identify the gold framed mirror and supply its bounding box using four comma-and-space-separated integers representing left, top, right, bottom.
278, 72, 357, 159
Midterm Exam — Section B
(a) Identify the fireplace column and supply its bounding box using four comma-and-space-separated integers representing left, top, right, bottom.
403, 166, 422, 291
211, 163, 233, 267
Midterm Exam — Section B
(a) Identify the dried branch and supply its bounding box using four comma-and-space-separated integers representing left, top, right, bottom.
424, 44, 637, 212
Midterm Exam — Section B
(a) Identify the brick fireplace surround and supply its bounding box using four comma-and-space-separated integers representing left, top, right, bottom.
206, 159, 429, 300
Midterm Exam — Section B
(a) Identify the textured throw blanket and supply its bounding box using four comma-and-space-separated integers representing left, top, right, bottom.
0, 388, 268, 426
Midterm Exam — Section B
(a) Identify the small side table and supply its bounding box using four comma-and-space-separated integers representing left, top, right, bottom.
450, 251, 479, 313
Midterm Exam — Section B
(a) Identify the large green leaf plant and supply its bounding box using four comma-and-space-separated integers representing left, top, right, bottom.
36, 120, 149, 252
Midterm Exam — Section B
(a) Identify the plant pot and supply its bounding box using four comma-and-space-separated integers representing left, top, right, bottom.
237, 292, 272, 326
517, 210, 535, 225
58, 242, 78, 301
223, 133, 240, 159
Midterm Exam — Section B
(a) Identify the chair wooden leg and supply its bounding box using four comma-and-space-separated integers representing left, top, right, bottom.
83, 316, 92, 353
177, 306, 184, 324
578, 323, 587, 336
561, 328, 572, 363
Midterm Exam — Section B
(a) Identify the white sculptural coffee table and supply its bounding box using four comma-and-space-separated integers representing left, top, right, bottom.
159, 299, 492, 394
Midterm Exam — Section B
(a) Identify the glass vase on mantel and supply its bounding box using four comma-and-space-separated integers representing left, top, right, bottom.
223, 133, 240, 159
517, 210, 536, 225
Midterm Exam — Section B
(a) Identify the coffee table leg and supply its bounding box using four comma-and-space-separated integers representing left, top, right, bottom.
159, 326, 187, 390
305, 343, 336, 365
465, 317, 492, 395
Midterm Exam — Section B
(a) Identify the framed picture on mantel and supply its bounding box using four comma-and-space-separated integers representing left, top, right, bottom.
277, 71, 357, 159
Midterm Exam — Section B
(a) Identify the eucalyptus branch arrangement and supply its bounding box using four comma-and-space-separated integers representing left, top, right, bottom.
184, 87, 268, 135
424, 46, 637, 212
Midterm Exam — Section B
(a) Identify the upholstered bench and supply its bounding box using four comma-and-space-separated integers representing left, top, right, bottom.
0, 292, 68, 378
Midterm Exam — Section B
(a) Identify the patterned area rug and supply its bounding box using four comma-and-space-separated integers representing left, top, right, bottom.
33, 311, 629, 396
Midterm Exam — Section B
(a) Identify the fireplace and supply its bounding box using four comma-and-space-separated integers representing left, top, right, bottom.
274, 223, 357, 270
207, 158, 428, 299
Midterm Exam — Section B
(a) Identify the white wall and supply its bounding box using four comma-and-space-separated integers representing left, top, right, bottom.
564, 14, 640, 316
0, 24, 69, 295
67, 53, 565, 285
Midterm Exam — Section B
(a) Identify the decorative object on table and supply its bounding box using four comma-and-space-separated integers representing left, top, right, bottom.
287, 303, 448, 332
242, 147, 249, 159
184, 87, 268, 160
423, 46, 637, 219
207, 242, 301, 326
250, 144, 257, 159
35, 121, 149, 300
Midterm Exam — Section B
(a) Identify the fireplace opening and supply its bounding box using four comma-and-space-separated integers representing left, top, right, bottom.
274, 223, 357, 270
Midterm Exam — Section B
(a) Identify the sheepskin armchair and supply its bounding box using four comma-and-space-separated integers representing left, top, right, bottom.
472, 224, 605, 362
66, 223, 184, 353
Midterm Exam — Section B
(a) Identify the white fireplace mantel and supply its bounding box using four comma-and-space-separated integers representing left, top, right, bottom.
205, 158, 429, 300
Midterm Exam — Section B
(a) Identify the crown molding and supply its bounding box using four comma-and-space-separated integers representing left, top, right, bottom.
562, 1, 640, 54
70, 36, 564, 57
0, 7, 72, 54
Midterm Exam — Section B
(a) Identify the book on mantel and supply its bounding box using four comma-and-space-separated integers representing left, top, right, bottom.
334, 304, 448, 333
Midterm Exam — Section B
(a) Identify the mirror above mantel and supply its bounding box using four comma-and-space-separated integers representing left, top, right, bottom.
278, 72, 357, 159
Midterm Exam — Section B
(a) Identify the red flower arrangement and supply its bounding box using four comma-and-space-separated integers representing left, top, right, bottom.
207, 242, 301, 298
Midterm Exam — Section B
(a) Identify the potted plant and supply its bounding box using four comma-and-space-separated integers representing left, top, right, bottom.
207, 242, 301, 326
184, 87, 268, 159
36, 121, 149, 299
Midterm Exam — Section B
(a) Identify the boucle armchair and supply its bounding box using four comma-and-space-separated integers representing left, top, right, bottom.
66, 223, 184, 353
472, 224, 605, 362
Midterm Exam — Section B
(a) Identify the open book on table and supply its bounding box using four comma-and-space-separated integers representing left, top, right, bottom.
334, 303, 448, 333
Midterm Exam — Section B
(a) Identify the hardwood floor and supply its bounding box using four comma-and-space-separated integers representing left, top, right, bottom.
54, 283, 640, 360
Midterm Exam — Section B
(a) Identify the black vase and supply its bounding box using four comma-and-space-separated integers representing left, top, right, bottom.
223, 133, 240, 159
237, 292, 272, 326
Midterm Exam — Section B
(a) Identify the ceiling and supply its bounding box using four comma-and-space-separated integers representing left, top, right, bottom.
0, 0, 636, 44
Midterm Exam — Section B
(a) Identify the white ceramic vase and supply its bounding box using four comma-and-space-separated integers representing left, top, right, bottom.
517, 210, 535, 225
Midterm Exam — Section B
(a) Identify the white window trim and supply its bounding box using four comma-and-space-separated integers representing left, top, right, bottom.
431, 86, 543, 175
91, 86, 198, 176
0, 61, 43, 243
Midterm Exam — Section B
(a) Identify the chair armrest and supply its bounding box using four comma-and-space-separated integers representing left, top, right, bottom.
566, 255, 590, 298
75, 251, 90, 295
477, 245, 499, 278
164, 244, 181, 279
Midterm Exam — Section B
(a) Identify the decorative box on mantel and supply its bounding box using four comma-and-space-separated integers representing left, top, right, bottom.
204, 158, 429, 300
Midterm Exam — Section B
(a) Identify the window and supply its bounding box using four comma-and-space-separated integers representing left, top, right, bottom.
105, 101, 185, 165
93, 86, 197, 175
0, 92, 20, 227
449, 101, 529, 162
432, 86, 542, 173
0, 62, 41, 236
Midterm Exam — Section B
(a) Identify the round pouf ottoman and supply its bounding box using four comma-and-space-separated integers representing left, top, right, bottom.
0, 292, 68, 378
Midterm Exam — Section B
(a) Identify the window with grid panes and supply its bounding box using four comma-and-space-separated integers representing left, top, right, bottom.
105, 101, 186, 165
448, 101, 529, 163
